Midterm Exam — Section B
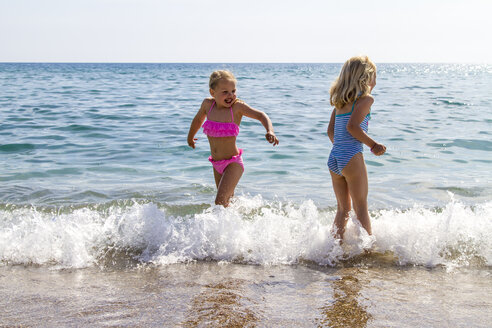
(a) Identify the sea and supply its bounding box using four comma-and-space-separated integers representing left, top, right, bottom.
1, 63, 491, 327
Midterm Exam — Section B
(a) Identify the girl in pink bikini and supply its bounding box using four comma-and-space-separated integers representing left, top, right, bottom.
187, 70, 279, 207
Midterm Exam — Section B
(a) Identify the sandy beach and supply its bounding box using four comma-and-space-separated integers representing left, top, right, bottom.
1, 260, 491, 327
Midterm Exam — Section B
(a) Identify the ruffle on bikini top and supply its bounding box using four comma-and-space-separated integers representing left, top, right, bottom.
202, 120, 239, 137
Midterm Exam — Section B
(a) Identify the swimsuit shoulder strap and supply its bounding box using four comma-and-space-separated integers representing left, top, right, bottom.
350, 98, 357, 112
346, 98, 357, 115
349, 92, 363, 113
207, 101, 215, 117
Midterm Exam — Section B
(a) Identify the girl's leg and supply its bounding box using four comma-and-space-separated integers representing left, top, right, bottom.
213, 168, 222, 188
330, 170, 352, 240
342, 153, 372, 235
215, 163, 243, 207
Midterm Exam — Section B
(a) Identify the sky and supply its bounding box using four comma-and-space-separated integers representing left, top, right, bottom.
0, 0, 491, 63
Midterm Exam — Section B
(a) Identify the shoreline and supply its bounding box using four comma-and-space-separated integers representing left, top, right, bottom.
1, 262, 490, 327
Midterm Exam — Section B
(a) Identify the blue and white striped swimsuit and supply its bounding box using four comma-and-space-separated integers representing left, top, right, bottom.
328, 99, 371, 176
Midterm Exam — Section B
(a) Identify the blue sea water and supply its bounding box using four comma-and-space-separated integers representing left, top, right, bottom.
0, 63, 491, 269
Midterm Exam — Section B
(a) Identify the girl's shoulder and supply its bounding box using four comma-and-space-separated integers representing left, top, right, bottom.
232, 98, 246, 106
355, 95, 374, 108
352, 95, 374, 117
231, 99, 248, 110
200, 98, 214, 111
202, 97, 214, 106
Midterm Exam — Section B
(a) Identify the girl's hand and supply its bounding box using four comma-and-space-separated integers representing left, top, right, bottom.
265, 132, 279, 146
370, 143, 386, 156
188, 138, 197, 149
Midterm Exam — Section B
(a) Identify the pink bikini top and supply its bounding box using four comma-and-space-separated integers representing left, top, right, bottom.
202, 101, 239, 138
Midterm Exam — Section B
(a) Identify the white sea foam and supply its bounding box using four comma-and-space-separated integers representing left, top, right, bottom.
0, 196, 491, 269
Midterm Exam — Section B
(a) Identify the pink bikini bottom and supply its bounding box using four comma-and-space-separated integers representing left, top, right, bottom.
209, 148, 244, 174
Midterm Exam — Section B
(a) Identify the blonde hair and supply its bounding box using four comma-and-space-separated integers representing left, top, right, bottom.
209, 70, 237, 90
330, 56, 377, 109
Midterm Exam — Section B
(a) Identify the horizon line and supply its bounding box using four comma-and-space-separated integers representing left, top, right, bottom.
1, 61, 490, 65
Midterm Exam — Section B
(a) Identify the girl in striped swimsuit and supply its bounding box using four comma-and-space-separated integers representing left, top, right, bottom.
327, 56, 386, 240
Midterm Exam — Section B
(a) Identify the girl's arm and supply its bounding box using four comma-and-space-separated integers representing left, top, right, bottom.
327, 108, 336, 143
187, 100, 208, 149
237, 102, 279, 146
347, 96, 386, 156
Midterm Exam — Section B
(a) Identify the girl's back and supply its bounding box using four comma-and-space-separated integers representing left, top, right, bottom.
333, 97, 371, 146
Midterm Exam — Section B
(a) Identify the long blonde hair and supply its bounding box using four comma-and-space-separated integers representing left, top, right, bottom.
329, 56, 376, 109
209, 70, 236, 90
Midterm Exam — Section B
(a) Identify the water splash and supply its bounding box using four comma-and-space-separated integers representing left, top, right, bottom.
0, 196, 490, 269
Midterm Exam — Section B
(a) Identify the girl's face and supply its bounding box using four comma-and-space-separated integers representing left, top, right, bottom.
210, 79, 237, 108
368, 73, 377, 91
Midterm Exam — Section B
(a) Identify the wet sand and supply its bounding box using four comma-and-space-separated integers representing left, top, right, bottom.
1, 262, 491, 327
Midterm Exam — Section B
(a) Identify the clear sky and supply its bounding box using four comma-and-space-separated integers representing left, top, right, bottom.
1, 0, 491, 63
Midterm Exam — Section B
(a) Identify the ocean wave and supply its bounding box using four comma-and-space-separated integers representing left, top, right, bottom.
433, 99, 470, 106
0, 196, 490, 270
0, 143, 36, 153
